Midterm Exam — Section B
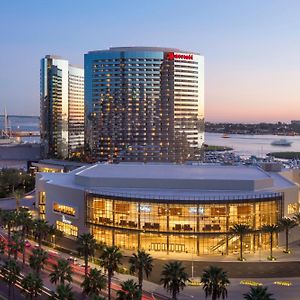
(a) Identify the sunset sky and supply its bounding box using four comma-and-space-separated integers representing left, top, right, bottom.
1, 0, 300, 122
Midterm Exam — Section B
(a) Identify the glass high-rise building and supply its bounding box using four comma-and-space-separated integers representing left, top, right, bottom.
85, 47, 204, 162
40, 55, 84, 159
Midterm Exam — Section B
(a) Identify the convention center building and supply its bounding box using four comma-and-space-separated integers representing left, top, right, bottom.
36, 163, 300, 256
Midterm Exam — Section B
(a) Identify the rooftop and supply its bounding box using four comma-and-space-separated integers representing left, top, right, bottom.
38, 163, 296, 201
87, 46, 201, 55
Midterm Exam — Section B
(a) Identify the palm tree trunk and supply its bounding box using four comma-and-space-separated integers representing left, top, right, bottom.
8, 225, 11, 258
285, 228, 289, 253
38, 235, 42, 248
8, 284, 11, 300
84, 253, 88, 276
138, 267, 143, 291
172, 289, 177, 300
240, 234, 243, 261
270, 233, 273, 258
22, 229, 26, 268
212, 290, 217, 300
108, 272, 112, 300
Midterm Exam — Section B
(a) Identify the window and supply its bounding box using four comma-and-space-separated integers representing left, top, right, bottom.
53, 202, 76, 217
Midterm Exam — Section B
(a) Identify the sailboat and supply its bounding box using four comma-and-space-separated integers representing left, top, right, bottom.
0, 108, 19, 145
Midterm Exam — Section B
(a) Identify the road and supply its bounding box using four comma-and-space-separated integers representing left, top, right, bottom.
0, 229, 156, 300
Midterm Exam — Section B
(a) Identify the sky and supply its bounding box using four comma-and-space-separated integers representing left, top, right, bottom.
0, 0, 300, 123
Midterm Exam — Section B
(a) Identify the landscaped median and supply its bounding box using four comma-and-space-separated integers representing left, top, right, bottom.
267, 152, 300, 159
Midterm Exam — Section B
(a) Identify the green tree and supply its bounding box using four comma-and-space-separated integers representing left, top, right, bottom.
49, 258, 73, 285
243, 286, 275, 300
0, 210, 17, 252
0, 238, 5, 262
12, 189, 25, 212
261, 224, 280, 260
90, 295, 106, 300
77, 233, 97, 276
160, 261, 189, 300
201, 265, 230, 300
33, 219, 50, 248
278, 217, 297, 253
230, 224, 251, 261
99, 245, 123, 300
81, 268, 106, 298
29, 248, 48, 275
116, 279, 141, 300
293, 212, 300, 224
129, 250, 153, 293
48, 224, 61, 248
8, 231, 24, 260
21, 272, 43, 300
16, 208, 33, 268
2, 259, 21, 300
49, 283, 74, 300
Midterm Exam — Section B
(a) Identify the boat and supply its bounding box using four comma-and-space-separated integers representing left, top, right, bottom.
271, 139, 292, 146
0, 108, 20, 145
222, 134, 230, 138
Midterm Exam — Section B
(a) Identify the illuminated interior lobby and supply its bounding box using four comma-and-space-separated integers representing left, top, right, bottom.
36, 163, 300, 257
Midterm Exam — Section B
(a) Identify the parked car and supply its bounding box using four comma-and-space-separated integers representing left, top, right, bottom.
67, 256, 78, 264
24, 240, 31, 248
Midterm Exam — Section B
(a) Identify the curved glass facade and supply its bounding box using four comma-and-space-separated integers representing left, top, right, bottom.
84, 47, 204, 163
86, 193, 283, 255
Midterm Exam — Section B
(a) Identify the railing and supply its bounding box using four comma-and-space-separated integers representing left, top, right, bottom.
86, 189, 283, 203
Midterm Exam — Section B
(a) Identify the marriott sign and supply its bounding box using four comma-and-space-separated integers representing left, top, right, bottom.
167, 52, 193, 60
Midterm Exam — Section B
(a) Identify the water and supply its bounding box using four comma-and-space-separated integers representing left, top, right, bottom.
205, 132, 300, 157
1, 117, 299, 157
0, 115, 39, 131
0, 115, 39, 143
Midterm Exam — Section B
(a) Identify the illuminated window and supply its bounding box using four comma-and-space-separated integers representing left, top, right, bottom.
53, 202, 76, 217
288, 203, 299, 214
56, 221, 78, 237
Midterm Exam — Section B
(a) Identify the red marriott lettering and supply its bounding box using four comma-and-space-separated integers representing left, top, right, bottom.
167, 52, 193, 60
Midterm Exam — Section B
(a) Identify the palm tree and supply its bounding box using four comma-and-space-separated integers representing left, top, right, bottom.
49, 283, 74, 300
16, 208, 33, 267
90, 296, 106, 300
1, 210, 17, 254
0, 238, 5, 261
48, 224, 60, 248
21, 272, 43, 300
261, 224, 280, 260
8, 231, 24, 260
77, 233, 97, 276
81, 268, 106, 298
33, 219, 50, 248
116, 279, 141, 300
201, 265, 230, 300
12, 189, 25, 212
293, 212, 300, 224
160, 261, 189, 300
2, 259, 21, 300
129, 250, 153, 292
29, 248, 48, 275
99, 245, 123, 300
243, 286, 275, 300
278, 217, 297, 253
49, 258, 73, 285
230, 224, 251, 261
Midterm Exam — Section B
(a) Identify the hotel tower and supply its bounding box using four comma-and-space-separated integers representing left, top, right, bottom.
84, 47, 204, 162
40, 55, 84, 159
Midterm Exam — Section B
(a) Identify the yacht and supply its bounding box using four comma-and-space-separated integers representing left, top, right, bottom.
271, 139, 292, 147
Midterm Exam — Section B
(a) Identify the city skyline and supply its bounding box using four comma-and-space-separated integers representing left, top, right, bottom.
1, 0, 300, 122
